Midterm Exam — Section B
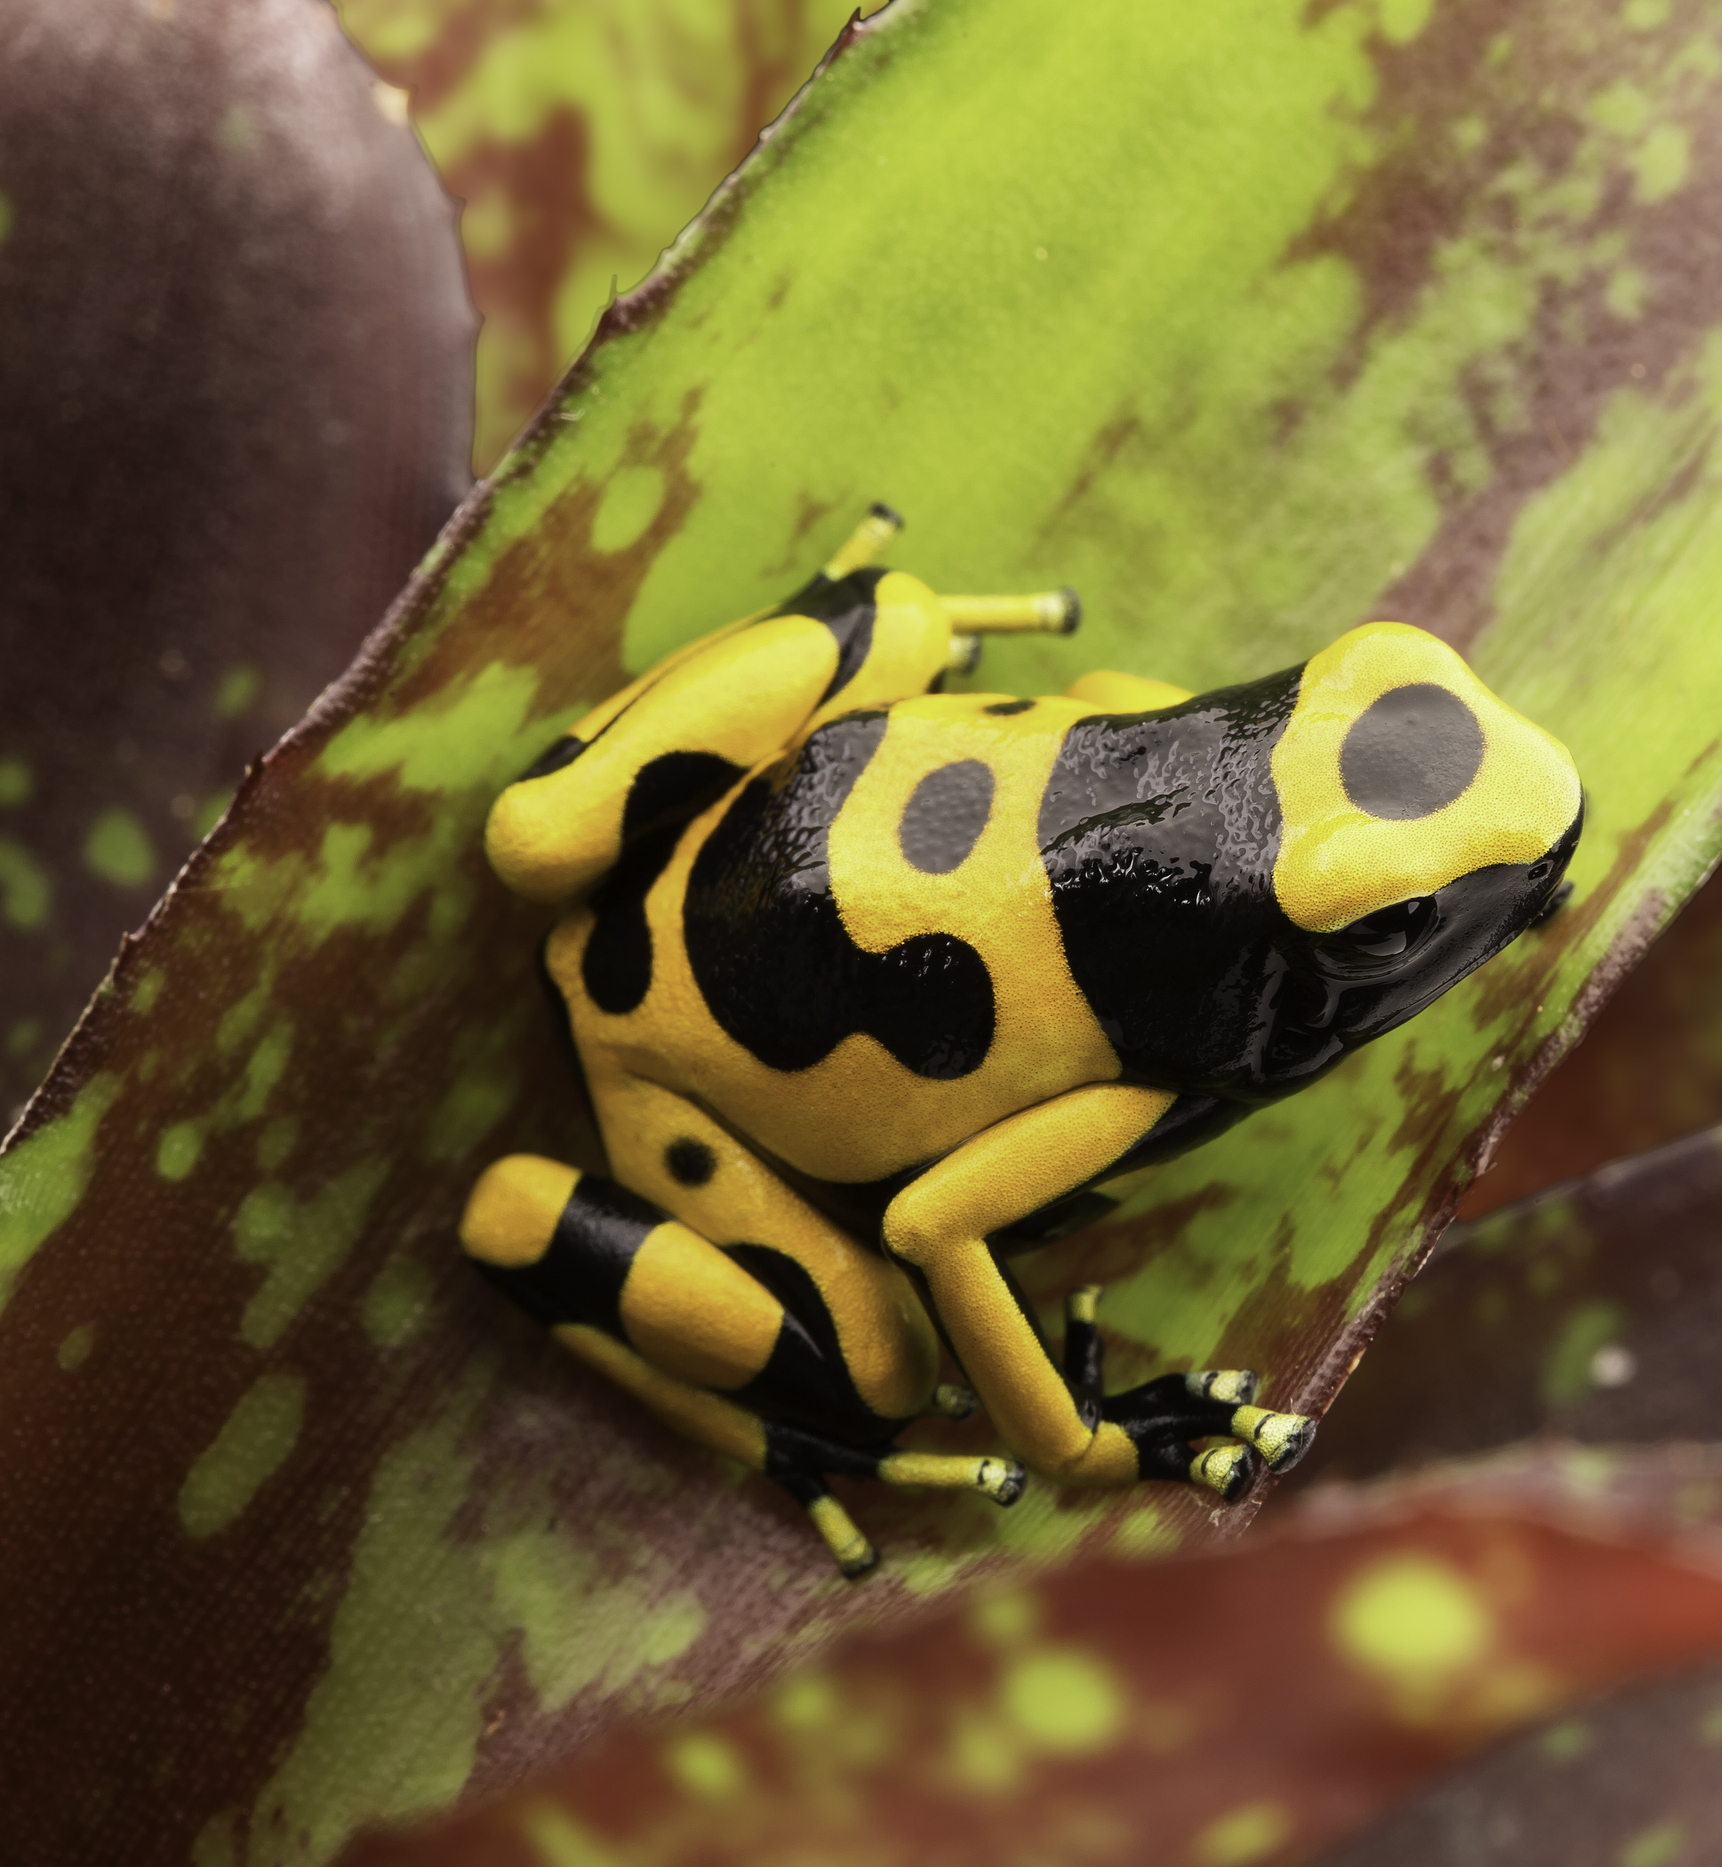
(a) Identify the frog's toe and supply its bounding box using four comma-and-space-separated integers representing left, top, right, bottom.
978, 1456, 1027, 1506
806, 1494, 880, 1580
1190, 1443, 1253, 1502
1229, 1405, 1316, 1471
926, 1382, 978, 1421
1185, 1368, 1259, 1407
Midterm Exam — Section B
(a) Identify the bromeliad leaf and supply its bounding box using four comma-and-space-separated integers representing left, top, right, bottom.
8, 0, 1722, 1858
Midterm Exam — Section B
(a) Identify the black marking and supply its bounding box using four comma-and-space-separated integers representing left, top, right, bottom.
897, 760, 994, 874
984, 698, 1035, 717
473, 1175, 662, 1338
773, 567, 888, 707
665, 1136, 716, 1187
1036, 667, 1303, 1094
685, 714, 994, 1078
581, 824, 681, 1015
1340, 682, 1484, 820
728, 1243, 895, 1442
581, 751, 745, 1017
517, 733, 586, 782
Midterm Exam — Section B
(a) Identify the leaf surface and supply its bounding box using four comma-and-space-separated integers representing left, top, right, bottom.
11, 0, 1722, 1858
0, 0, 473, 1112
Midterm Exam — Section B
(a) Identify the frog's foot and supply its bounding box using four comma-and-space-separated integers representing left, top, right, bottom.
765, 1424, 1025, 1578
775, 1467, 880, 1579
1106, 1373, 1317, 1500
923, 1382, 978, 1421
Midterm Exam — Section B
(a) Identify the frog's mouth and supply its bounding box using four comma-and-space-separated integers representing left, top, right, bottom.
1264, 799, 1584, 1083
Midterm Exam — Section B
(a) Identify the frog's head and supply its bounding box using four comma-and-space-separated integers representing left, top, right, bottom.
1259, 622, 1583, 1087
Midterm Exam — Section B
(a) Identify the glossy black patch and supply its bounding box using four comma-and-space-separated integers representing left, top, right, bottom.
472, 1174, 661, 1337
1340, 683, 1484, 819
773, 566, 888, 707
517, 733, 586, 782
686, 714, 995, 1078
984, 698, 1035, 717
665, 1136, 716, 1187
581, 751, 745, 1017
897, 760, 994, 873
1037, 667, 1302, 1093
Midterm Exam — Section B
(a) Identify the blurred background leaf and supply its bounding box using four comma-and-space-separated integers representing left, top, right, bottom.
0, 0, 474, 1117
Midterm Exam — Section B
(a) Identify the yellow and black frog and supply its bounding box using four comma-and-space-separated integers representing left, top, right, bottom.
463, 506, 1583, 1576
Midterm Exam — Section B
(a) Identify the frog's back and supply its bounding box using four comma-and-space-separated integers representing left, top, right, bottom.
552, 691, 1125, 1190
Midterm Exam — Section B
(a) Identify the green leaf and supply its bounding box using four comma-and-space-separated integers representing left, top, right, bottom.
11, 0, 1722, 1857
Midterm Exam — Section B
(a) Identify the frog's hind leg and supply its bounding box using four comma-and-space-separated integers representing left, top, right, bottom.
1060, 1287, 1315, 1502
461, 1132, 1022, 1577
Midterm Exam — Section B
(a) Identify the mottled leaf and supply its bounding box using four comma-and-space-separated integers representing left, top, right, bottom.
1298, 1121, 1722, 1486
12, 0, 1722, 1859
1320, 1659, 1722, 1867
0, 0, 473, 1114
1459, 862, 1722, 1219
336, 0, 873, 471
338, 1475, 1722, 1867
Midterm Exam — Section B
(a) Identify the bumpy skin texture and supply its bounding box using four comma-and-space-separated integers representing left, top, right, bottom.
462, 512, 1583, 1575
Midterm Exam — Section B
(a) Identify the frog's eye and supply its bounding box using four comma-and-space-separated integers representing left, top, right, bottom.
1335, 896, 1435, 959
1341, 683, 1484, 820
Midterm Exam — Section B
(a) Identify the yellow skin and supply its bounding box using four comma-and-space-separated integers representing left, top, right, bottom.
464, 509, 1582, 1576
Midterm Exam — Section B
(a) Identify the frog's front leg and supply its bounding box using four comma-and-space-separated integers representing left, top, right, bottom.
881, 1084, 1315, 1498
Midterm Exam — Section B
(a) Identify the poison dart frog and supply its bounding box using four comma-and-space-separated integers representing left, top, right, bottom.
463, 505, 1583, 1577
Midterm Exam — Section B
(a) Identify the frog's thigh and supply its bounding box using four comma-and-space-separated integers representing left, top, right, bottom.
463, 1153, 788, 1396
587, 1069, 942, 1421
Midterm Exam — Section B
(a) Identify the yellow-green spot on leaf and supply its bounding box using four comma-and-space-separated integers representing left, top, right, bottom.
256, 1116, 299, 1173
237, 1021, 294, 1123
1331, 1555, 1492, 1684
517, 1804, 626, 1867
486, 1509, 707, 1712
1632, 122, 1690, 203
317, 659, 550, 796
0, 755, 33, 805
1193, 1801, 1295, 1866
970, 1586, 1040, 1646
1378, 0, 1431, 46
1619, 1820, 1686, 1867
1589, 80, 1651, 136
213, 665, 261, 719
156, 1120, 204, 1182
218, 104, 256, 151
773, 1670, 839, 1730
1542, 1299, 1628, 1406
83, 807, 158, 890
0, 837, 50, 929
57, 1321, 95, 1371
234, 1158, 389, 1349
0, 1074, 120, 1309
362, 1253, 435, 1349
1000, 1646, 1125, 1753
295, 820, 472, 947
130, 967, 165, 1016
665, 1733, 746, 1798
590, 464, 667, 555
1540, 1717, 1592, 1761
1606, 265, 1648, 322
424, 1058, 519, 1161
178, 1371, 305, 1538
193, 791, 233, 841
217, 984, 267, 1058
